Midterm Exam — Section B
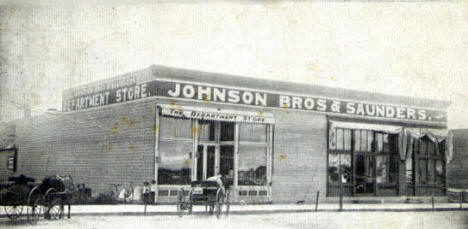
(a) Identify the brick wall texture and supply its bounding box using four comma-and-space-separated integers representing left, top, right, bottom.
13, 99, 156, 196
448, 129, 468, 189
7, 98, 328, 202
271, 110, 327, 203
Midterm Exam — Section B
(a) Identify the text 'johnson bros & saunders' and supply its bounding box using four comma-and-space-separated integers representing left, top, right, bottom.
168, 83, 431, 121
63, 80, 444, 122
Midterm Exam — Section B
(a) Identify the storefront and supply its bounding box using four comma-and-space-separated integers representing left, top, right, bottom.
327, 122, 451, 197
155, 105, 274, 203
1, 65, 452, 203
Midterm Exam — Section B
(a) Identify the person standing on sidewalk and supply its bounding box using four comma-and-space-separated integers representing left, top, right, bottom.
142, 182, 151, 205
150, 180, 157, 204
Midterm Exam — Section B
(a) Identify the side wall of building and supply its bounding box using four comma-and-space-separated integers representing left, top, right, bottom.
13, 99, 156, 196
448, 129, 468, 189
271, 110, 327, 203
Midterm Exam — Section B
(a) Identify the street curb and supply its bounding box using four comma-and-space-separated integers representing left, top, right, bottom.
1, 207, 467, 218
66, 207, 468, 217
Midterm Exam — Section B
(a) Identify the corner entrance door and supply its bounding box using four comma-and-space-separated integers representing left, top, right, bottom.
354, 154, 376, 195
195, 121, 235, 182
196, 144, 216, 181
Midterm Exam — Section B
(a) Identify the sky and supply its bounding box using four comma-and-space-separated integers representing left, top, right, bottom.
0, 1, 467, 129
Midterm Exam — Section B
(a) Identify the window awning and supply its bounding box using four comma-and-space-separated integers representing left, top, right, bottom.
403, 128, 453, 163
404, 128, 451, 143
329, 121, 402, 134
159, 104, 275, 124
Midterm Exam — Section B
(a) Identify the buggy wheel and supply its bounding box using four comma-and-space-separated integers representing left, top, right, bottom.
215, 188, 225, 219
27, 196, 43, 225
43, 188, 54, 219
44, 188, 56, 205
27, 185, 43, 225
4, 205, 23, 220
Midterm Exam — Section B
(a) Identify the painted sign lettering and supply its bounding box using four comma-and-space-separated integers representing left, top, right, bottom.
62, 80, 447, 123
162, 108, 272, 124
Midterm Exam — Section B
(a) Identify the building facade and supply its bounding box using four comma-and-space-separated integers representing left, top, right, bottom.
1, 65, 454, 203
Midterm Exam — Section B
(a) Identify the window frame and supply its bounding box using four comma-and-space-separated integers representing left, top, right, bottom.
156, 115, 194, 185
327, 123, 400, 197
237, 122, 270, 187
413, 136, 445, 187
155, 105, 274, 190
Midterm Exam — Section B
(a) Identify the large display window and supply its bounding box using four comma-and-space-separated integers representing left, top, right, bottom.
329, 121, 451, 197
238, 144, 267, 186
157, 116, 192, 185
238, 123, 268, 186
328, 122, 400, 196
328, 128, 353, 196
158, 141, 192, 185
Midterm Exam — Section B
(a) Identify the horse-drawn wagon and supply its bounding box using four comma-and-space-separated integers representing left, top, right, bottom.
176, 175, 230, 218
0, 174, 76, 224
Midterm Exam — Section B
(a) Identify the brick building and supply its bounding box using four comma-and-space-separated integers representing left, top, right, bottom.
449, 129, 468, 190
0, 65, 455, 203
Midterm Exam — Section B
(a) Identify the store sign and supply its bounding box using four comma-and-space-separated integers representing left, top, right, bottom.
63, 79, 447, 123
161, 106, 275, 124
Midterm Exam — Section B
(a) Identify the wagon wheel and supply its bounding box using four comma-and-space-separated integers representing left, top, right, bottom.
27, 185, 43, 225
176, 188, 186, 217
43, 188, 54, 219
44, 188, 55, 205
215, 188, 225, 219
27, 197, 44, 224
3, 184, 27, 220
44, 188, 63, 220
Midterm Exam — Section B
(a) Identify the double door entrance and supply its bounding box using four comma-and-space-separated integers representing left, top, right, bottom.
194, 121, 234, 184
196, 144, 234, 181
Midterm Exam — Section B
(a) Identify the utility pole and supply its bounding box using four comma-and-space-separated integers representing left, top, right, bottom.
339, 154, 343, 211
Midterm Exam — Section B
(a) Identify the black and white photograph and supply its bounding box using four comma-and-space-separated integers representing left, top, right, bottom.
0, 1, 467, 228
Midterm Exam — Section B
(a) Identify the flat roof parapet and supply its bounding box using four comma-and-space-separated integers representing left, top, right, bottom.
62, 65, 450, 113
